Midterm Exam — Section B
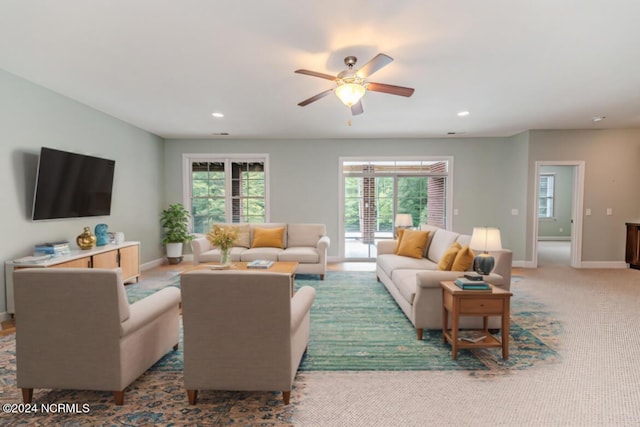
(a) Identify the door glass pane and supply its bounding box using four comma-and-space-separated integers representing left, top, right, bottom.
397, 176, 428, 226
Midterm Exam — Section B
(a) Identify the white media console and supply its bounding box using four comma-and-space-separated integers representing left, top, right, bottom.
5, 241, 140, 314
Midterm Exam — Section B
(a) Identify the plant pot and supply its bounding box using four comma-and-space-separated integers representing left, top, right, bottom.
166, 242, 183, 264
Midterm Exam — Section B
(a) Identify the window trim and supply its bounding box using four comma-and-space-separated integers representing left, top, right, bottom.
182, 153, 270, 231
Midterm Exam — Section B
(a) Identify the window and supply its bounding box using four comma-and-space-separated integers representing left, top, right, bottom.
538, 174, 555, 219
184, 155, 269, 234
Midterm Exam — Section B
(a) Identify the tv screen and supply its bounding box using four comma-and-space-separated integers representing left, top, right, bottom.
32, 147, 116, 221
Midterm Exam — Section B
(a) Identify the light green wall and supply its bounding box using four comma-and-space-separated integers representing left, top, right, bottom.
527, 129, 640, 262
164, 137, 528, 260
0, 69, 165, 313
538, 165, 573, 239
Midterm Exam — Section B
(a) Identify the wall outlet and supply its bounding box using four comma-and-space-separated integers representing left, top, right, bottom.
559, 228, 563, 233
511, 209, 518, 215
586, 208, 591, 216
453, 209, 459, 216
607, 208, 613, 216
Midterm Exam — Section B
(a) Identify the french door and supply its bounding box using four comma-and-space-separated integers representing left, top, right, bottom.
341, 158, 450, 260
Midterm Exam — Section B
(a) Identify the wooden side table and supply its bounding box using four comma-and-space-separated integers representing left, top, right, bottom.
440, 280, 512, 360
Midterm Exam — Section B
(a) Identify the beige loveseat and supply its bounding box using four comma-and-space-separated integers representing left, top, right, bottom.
376, 224, 512, 339
190, 223, 330, 279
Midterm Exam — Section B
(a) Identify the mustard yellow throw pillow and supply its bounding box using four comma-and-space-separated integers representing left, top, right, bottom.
394, 228, 406, 254
451, 246, 475, 272
438, 242, 462, 271
395, 230, 429, 259
251, 227, 285, 249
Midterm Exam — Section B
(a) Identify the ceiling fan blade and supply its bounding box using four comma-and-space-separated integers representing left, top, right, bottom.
298, 88, 334, 106
294, 69, 337, 81
367, 82, 415, 97
357, 53, 393, 78
350, 100, 364, 116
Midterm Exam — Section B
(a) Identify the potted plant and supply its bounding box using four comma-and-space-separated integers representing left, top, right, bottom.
160, 203, 193, 264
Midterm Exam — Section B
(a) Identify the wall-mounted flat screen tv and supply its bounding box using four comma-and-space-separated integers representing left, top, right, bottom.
32, 147, 116, 221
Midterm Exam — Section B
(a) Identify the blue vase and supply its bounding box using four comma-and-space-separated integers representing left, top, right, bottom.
95, 223, 109, 246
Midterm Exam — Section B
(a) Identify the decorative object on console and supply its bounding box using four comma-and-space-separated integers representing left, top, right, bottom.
95, 223, 109, 246
469, 227, 502, 275
206, 225, 238, 266
394, 213, 413, 238
76, 227, 97, 250
161, 203, 193, 264
115, 232, 125, 245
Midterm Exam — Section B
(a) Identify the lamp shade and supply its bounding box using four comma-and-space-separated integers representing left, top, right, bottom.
335, 83, 366, 107
469, 227, 502, 253
395, 214, 413, 227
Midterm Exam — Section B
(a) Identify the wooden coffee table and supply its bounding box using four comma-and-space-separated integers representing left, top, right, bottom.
184, 261, 298, 296
440, 280, 512, 360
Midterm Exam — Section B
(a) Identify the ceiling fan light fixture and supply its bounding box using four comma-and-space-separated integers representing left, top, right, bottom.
335, 82, 366, 107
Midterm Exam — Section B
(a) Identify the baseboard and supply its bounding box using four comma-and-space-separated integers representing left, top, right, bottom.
0, 312, 11, 322
578, 261, 628, 269
513, 260, 628, 269
538, 237, 571, 241
141, 254, 194, 271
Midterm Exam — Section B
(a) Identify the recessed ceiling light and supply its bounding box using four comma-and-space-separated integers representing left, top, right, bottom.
457, 111, 470, 117
211, 112, 224, 118
592, 116, 606, 123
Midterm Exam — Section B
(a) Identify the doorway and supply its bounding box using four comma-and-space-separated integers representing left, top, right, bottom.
533, 161, 585, 268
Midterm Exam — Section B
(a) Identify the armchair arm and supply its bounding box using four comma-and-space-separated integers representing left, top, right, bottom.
415, 271, 505, 289
291, 286, 315, 332
317, 235, 330, 251
190, 237, 212, 265
120, 287, 181, 337
377, 240, 398, 255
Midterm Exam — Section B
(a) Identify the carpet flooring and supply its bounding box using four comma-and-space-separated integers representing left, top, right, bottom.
0, 269, 562, 426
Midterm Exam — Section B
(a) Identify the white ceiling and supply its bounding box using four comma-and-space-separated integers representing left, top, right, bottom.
2, 1, 640, 139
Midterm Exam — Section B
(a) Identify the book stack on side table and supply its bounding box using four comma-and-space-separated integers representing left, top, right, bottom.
454, 277, 491, 291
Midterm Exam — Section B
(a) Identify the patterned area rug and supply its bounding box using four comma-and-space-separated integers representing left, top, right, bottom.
0, 271, 560, 425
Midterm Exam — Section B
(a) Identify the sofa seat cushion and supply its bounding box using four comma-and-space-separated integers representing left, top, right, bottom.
278, 247, 319, 263
377, 254, 436, 278
240, 248, 283, 262
198, 247, 245, 263
389, 269, 423, 305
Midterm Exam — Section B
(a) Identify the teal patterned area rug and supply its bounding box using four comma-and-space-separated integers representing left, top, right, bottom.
296, 272, 559, 371
132, 270, 559, 373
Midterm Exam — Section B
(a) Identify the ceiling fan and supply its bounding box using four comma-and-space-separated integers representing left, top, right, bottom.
295, 53, 415, 116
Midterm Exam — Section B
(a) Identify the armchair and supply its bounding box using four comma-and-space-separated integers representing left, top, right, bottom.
13, 268, 181, 405
181, 270, 315, 405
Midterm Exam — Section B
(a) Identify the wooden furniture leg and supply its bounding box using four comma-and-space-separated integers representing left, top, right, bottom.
173, 343, 179, 351
282, 391, 291, 405
22, 388, 33, 403
113, 390, 125, 405
416, 328, 423, 340
187, 389, 198, 405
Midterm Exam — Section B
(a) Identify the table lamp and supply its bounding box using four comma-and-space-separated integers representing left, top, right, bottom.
469, 227, 502, 275
394, 214, 413, 238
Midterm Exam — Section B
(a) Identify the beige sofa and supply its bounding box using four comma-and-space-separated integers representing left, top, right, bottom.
376, 224, 512, 339
190, 223, 330, 279
13, 268, 181, 405
181, 270, 315, 405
